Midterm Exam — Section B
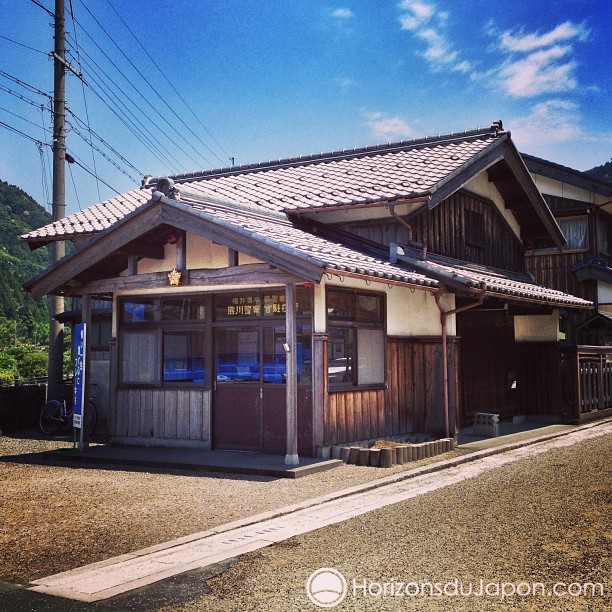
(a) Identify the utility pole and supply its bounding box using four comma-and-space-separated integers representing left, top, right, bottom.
48, 0, 66, 400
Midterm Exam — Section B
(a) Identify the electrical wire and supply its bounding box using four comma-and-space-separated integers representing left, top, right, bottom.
0, 120, 48, 145
0, 105, 52, 134
67, 109, 143, 175
0, 70, 52, 100
68, 121, 139, 183
29, 0, 54, 18
0, 34, 48, 55
76, 1, 214, 168
68, 0, 100, 201
66, 150, 122, 195
67, 161, 82, 211
64, 37, 186, 173
103, 0, 230, 165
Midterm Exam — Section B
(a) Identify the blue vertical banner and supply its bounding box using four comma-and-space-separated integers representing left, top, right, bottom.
73, 323, 86, 429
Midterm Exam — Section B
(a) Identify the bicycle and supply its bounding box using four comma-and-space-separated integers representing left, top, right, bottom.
39, 397, 97, 436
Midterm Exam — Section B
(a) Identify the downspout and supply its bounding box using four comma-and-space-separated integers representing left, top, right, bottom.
388, 203, 428, 259
434, 282, 487, 439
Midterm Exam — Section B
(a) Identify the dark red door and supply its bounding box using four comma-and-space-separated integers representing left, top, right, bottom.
213, 327, 262, 450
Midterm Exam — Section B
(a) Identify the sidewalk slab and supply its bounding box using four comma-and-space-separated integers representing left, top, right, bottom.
5, 445, 343, 478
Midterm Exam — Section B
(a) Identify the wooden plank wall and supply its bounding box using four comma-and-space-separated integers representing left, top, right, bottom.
525, 251, 595, 302
342, 190, 525, 272
514, 343, 569, 418
112, 389, 211, 443
323, 337, 456, 446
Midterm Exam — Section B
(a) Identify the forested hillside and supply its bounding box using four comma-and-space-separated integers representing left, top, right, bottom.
0, 181, 51, 381
586, 161, 612, 184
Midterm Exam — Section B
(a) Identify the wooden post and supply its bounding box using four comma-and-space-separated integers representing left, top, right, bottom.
285, 283, 299, 466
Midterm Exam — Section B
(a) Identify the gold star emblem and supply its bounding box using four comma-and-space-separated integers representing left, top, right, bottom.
168, 268, 182, 286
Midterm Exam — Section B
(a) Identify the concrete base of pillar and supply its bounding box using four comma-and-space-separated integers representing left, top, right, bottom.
285, 453, 299, 466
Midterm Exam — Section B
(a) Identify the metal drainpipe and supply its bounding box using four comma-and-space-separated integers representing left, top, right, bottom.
388, 204, 428, 259
434, 282, 487, 439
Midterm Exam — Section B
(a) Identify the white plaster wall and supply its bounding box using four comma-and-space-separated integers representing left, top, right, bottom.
464, 173, 522, 239
314, 275, 448, 337
514, 313, 560, 342
187, 234, 231, 269
529, 173, 605, 205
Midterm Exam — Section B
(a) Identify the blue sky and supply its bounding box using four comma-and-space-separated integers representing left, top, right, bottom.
1, 0, 610, 216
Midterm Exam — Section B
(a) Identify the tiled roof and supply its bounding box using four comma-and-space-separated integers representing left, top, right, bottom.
180, 195, 438, 289
22, 123, 504, 245
399, 248, 592, 308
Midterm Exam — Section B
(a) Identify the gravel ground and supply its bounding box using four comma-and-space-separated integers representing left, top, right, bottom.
0, 428, 470, 584
164, 432, 611, 611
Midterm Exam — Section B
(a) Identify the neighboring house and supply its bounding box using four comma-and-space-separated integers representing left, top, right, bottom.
22, 122, 595, 460
523, 154, 612, 345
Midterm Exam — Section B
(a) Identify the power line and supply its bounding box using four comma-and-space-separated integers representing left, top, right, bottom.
76, 1, 215, 169
103, 0, 230, 165
68, 121, 139, 183
66, 150, 122, 195
0, 120, 48, 145
0, 69, 52, 100
29, 0, 54, 17
67, 109, 143, 175
64, 35, 187, 173
0, 34, 48, 55
0, 105, 52, 134
68, 0, 100, 200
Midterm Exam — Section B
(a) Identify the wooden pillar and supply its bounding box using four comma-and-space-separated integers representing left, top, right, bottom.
285, 283, 299, 466
176, 231, 186, 272
312, 333, 328, 453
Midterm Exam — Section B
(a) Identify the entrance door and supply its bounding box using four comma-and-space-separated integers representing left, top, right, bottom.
213, 326, 262, 450
213, 324, 313, 453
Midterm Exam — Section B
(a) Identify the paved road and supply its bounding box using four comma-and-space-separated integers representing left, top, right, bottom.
157, 427, 610, 611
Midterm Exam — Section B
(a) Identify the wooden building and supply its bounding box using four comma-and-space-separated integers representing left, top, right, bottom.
22, 122, 592, 460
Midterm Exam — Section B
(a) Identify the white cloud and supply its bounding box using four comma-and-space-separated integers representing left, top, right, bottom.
500, 21, 590, 53
480, 20, 591, 98
398, 0, 435, 31
498, 45, 577, 97
398, 2, 468, 73
364, 111, 414, 140
510, 100, 582, 147
331, 8, 353, 19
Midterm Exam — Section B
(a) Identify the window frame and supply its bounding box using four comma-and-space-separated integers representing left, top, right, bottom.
118, 295, 212, 389
326, 288, 386, 391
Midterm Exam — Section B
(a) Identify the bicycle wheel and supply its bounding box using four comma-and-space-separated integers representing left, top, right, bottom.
39, 400, 63, 435
87, 400, 97, 437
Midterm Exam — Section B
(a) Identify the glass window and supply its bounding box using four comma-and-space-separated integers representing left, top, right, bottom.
357, 329, 385, 385
121, 331, 160, 384
356, 294, 383, 322
328, 327, 354, 384
162, 297, 207, 321
122, 298, 156, 323
262, 325, 312, 385
559, 217, 587, 250
216, 327, 260, 382
215, 293, 262, 319
327, 289, 385, 388
163, 331, 206, 383
327, 291, 354, 320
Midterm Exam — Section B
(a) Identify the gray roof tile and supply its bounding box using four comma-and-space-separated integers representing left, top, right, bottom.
21, 125, 502, 244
